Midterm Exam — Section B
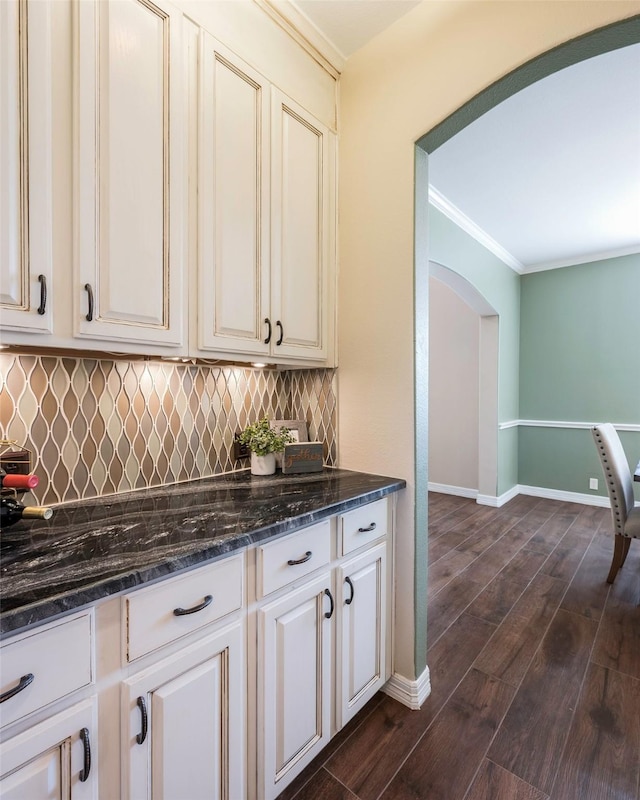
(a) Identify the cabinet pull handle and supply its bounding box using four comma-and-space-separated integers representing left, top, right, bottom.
136, 696, 148, 744
345, 576, 355, 605
264, 317, 272, 344
287, 551, 312, 566
324, 588, 334, 619
173, 595, 213, 616
84, 283, 94, 322
37, 274, 47, 315
79, 727, 91, 782
358, 522, 377, 533
275, 320, 284, 346
0, 673, 34, 703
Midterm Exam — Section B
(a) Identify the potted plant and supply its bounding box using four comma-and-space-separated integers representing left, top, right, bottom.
239, 417, 294, 475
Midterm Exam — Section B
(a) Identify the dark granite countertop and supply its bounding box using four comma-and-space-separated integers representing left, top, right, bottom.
0, 468, 405, 637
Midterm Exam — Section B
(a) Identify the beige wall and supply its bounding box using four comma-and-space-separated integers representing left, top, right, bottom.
429, 277, 479, 492
337, 1, 640, 681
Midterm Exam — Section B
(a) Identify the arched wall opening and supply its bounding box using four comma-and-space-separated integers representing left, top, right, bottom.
413, 15, 640, 681
428, 262, 498, 501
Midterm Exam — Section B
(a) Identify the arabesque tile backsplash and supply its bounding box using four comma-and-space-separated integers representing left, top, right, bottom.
0, 354, 337, 506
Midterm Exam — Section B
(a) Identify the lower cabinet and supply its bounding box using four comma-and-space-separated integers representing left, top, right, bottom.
121, 621, 244, 800
258, 572, 333, 800
254, 503, 392, 800
337, 542, 387, 730
0, 698, 98, 800
0, 495, 396, 800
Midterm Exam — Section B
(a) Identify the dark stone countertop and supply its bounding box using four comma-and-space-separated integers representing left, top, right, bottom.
0, 468, 405, 637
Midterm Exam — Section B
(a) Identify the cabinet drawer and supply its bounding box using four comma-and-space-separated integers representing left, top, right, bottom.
125, 555, 244, 662
340, 499, 388, 555
0, 611, 94, 729
257, 520, 331, 598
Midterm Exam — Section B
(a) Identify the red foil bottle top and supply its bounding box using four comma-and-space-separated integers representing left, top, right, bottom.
2, 473, 40, 490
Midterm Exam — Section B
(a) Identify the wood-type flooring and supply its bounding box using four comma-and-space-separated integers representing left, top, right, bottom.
277, 492, 640, 800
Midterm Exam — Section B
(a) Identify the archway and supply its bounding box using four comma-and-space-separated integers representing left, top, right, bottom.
428, 262, 499, 502
413, 15, 640, 683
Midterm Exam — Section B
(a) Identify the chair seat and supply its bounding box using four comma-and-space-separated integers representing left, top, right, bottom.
624, 506, 640, 538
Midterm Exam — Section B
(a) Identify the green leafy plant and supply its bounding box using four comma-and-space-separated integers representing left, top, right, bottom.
238, 417, 294, 456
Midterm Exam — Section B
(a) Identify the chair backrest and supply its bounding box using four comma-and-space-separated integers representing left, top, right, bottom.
592, 423, 634, 536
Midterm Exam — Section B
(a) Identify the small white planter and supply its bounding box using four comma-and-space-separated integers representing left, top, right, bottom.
250, 452, 276, 476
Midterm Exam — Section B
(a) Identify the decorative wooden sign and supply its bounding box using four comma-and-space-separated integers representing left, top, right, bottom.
281, 442, 324, 473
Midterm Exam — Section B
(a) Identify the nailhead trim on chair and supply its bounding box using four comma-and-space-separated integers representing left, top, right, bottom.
594, 428, 629, 538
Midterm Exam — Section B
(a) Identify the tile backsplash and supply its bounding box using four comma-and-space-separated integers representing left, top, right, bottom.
0, 354, 337, 506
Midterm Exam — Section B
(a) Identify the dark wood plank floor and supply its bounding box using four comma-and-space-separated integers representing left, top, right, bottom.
277, 492, 640, 800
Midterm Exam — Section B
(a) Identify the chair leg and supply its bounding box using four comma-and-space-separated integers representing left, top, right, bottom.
606, 534, 630, 584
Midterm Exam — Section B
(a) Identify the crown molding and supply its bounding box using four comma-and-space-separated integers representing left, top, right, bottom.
521, 245, 640, 274
499, 419, 640, 432
254, 0, 345, 78
428, 187, 524, 274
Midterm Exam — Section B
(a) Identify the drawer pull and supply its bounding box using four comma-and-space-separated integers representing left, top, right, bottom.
173, 595, 213, 616
136, 696, 148, 744
0, 673, 34, 703
37, 274, 47, 315
358, 522, 377, 533
287, 551, 312, 566
324, 588, 334, 619
345, 576, 355, 605
79, 727, 91, 782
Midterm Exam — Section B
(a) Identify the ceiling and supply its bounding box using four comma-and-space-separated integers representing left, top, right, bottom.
286, 1, 640, 274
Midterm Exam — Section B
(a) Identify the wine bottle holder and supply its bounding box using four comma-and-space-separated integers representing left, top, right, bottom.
0, 441, 33, 498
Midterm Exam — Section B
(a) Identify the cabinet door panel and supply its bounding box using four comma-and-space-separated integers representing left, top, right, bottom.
0, 698, 98, 800
122, 622, 244, 800
0, 0, 53, 334
338, 543, 387, 728
198, 35, 270, 355
271, 90, 331, 360
151, 659, 221, 800
259, 572, 332, 799
75, 0, 184, 347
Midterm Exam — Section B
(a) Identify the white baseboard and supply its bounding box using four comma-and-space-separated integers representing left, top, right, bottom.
517, 484, 612, 507
477, 485, 519, 507
428, 482, 478, 499
383, 665, 431, 710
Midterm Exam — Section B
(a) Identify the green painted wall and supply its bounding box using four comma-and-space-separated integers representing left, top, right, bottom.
519, 254, 640, 499
429, 207, 520, 494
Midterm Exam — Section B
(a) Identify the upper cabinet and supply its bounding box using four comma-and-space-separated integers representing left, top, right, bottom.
270, 90, 333, 362
0, 0, 336, 365
74, 0, 185, 349
197, 34, 271, 357
0, 0, 54, 334
194, 37, 335, 365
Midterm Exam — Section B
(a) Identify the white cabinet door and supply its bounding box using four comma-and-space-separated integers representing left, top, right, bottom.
0, 0, 53, 335
74, 0, 184, 349
122, 621, 244, 800
258, 571, 333, 800
337, 542, 388, 728
197, 33, 270, 357
0, 698, 98, 800
270, 89, 333, 362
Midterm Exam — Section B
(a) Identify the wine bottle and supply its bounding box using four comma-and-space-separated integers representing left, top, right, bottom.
0, 497, 53, 528
0, 468, 39, 490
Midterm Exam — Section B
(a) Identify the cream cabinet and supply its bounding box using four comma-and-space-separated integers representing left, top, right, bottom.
253, 505, 391, 800
0, 0, 54, 335
74, 0, 185, 350
0, 610, 97, 798
270, 89, 333, 363
122, 623, 244, 800
196, 33, 271, 358
194, 35, 335, 365
337, 542, 387, 729
258, 572, 333, 800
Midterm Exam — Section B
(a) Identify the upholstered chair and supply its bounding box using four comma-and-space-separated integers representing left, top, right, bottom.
592, 423, 640, 583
